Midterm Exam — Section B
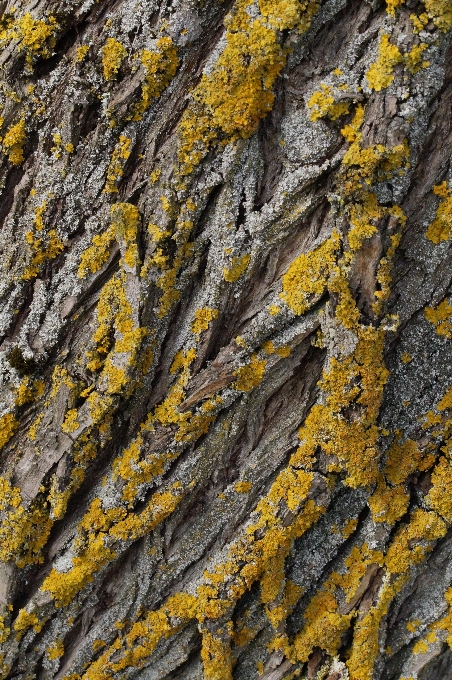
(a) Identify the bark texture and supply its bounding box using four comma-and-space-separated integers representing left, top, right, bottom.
0, 0, 452, 678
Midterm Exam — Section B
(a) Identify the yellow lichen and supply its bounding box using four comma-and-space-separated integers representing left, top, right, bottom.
177, 0, 320, 175
233, 354, 267, 391
366, 34, 403, 92
191, 307, 219, 337
104, 135, 132, 193
22, 200, 65, 280
75, 44, 89, 62
2, 13, 58, 70
2, 118, 26, 165
422, 0, 452, 32
308, 84, 350, 122
425, 182, 452, 243
425, 299, 452, 339
403, 43, 429, 73
131, 37, 178, 120
0, 477, 53, 567
102, 37, 127, 80
235, 481, 252, 493
222, 254, 250, 282
47, 639, 64, 660
78, 226, 116, 278
61, 408, 80, 434
0, 413, 19, 450
280, 231, 340, 315
386, 0, 404, 16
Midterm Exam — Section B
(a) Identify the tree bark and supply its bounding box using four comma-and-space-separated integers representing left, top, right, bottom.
0, 0, 452, 679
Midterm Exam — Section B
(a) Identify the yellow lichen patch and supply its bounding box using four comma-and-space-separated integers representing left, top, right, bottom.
104, 135, 132, 193
342, 518, 358, 539
223, 254, 251, 282
13, 609, 45, 640
82, 593, 197, 680
0, 615, 10, 644
61, 408, 80, 434
258, 0, 319, 31
0, 477, 53, 567
42, 485, 184, 608
0, 413, 19, 450
191, 307, 219, 337
384, 436, 434, 486
291, 588, 352, 663
75, 44, 89, 62
345, 509, 447, 680
366, 34, 403, 92
132, 37, 178, 120
407, 618, 421, 633
422, 0, 452, 32
293, 323, 389, 488
347, 192, 383, 251
264, 579, 303, 632
102, 37, 127, 80
47, 436, 97, 520
22, 200, 65, 280
47, 639, 64, 660
111, 202, 141, 269
2, 118, 26, 165
385, 509, 446, 575
307, 84, 350, 122
425, 299, 452, 338
280, 231, 340, 315
80, 471, 324, 678
426, 457, 452, 522
411, 12, 429, 33
112, 434, 176, 506
87, 271, 145, 392
368, 474, 409, 524
177, 0, 320, 175
386, 0, 405, 16
78, 225, 115, 278
403, 43, 429, 73
425, 182, 452, 243
235, 481, 252, 493
200, 628, 233, 680
233, 354, 267, 392
2, 13, 58, 69
373, 231, 403, 314
331, 543, 383, 602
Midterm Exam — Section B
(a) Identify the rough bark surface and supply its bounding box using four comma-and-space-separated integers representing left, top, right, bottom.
0, 0, 452, 679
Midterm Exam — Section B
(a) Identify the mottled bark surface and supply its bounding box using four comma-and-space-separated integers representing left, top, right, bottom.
0, 0, 452, 678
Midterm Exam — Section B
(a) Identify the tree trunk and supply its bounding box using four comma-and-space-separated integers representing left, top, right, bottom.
0, 0, 452, 678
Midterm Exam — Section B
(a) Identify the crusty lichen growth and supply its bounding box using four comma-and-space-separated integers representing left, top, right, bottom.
102, 37, 127, 81
132, 37, 178, 120
1, 1, 452, 678
425, 182, 452, 243
177, 0, 320, 175
366, 34, 403, 92
2, 118, 26, 165
308, 84, 350, 122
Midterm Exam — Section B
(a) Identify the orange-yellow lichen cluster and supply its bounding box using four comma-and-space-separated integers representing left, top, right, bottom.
104, 135, 131, 193
178, 0, 320, 175
308, 84, 350, 122
2, 118, 26, 165
425, 182, 452, 243
22, 200, 65, 280
0, 12, 58, 70
102, 37, 127, 80
132, 37, 178, 120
